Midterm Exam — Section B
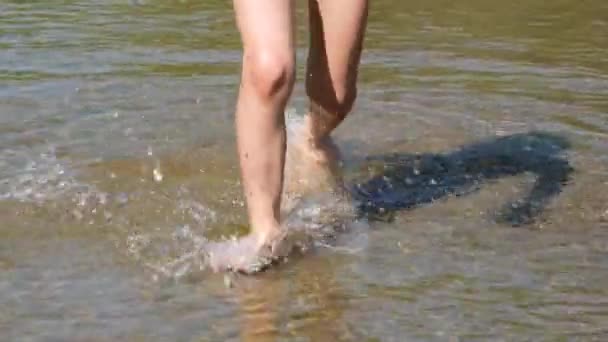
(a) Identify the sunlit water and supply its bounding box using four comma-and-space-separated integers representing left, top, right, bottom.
2, 0, 608, 340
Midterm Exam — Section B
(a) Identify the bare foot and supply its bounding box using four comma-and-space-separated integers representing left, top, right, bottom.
206, 227, 290, 274
282, 123, 346, 214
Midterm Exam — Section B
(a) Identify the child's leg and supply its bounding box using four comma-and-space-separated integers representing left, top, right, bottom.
233, 0, 295, 246
305, 0, 368, 142
284, 0, 368, 197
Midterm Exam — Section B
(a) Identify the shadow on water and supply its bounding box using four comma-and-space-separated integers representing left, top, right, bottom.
352, 131, 574, 227
222, 131, 576, 341
179, 131, 574, 274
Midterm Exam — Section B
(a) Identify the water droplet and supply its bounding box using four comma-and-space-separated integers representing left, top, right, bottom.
153, 167, 163, 182
97, 193, 107, 205
77, 194, 87, 207
224, 274, 233, 288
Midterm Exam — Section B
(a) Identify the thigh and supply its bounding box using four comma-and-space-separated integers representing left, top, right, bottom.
233, 0, 295, 66
307, 0, 368, 87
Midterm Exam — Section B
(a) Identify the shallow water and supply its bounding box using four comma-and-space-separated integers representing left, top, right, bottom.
2, 0, 608, 340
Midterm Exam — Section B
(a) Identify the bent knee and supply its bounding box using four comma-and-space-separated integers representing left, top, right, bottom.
307, 79, 358, 118
334, 83, 357, 117
243, 49, 295, 100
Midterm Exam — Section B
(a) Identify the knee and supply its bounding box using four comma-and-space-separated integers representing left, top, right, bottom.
243, 49, 295, 101
333, 82, 357, 118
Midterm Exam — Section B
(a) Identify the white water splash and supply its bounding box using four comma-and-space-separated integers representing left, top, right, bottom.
0, 146, 94, 202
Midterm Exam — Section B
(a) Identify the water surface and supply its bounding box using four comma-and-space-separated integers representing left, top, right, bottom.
2, 0, 608, 340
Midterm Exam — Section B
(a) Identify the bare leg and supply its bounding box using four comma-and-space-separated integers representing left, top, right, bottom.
284, 0, 368, 198
233, 0, 295, 260
211, 0, 367, 272
306, 0, 368, 140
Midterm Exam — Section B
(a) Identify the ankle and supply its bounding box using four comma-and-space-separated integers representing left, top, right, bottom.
250, 217, 281, 237
293, 126, 331, 152
298, 113, 327, 144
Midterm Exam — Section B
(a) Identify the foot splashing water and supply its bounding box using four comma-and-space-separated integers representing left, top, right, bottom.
0, 112, 365, 280
205, 112, 362, 274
